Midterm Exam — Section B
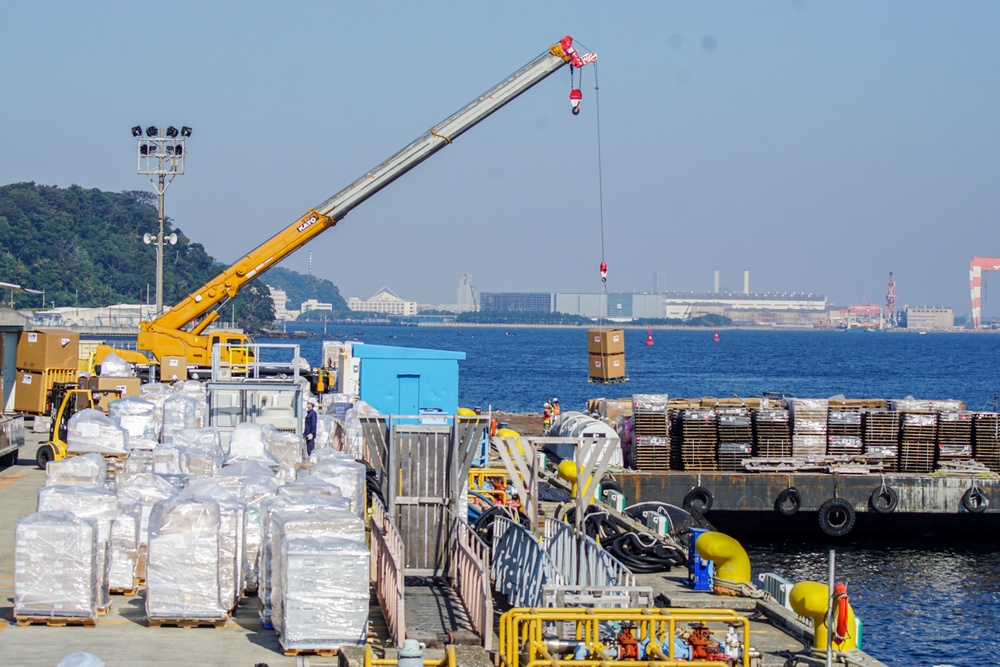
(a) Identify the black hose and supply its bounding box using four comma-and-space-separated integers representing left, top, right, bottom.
562, 504, 686, 573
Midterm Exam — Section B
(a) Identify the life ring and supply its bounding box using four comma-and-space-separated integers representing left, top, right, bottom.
774, 487, 802, 516
682, 486, 714, 512
832, 582, 849, 644
868, 486, 899, 514
961, 487, 989, 513
817, 498, 856, 537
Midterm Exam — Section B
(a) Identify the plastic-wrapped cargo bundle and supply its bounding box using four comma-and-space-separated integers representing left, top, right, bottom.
152, 443, 184, 475
181, 479, 247, 611
174, 426, 222, 451
145, 494, 226, 621
14, 511, 99, 622
173, 380, 207, 427
108, 397, 158, 450
270, 508, 366, 635
342, 401, 380, 459
263, 424, 304, 468
139, 382, 171, 439
228, 474, 279, 593
277, 537, 370, 653
278, 475, 349, 501
314, 414, 339, 451
225, 423, 280, 468
116, 473, 177, 580
45, 452, 106, 487
162, 394, 200, 443
67, 409, 129, 456
173, 427, 224, 476
124, 449, 153, 475
301, 458, 367, 518
256, 495, 353, 627
36, 486, 117, 612
108, 501, 142, 592
99, 352, 131, 377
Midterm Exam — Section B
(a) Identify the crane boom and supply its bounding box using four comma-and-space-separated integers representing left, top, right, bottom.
137, 36, 595, 366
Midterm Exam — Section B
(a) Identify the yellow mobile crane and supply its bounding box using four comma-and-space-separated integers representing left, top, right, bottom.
96, 36, 596, 373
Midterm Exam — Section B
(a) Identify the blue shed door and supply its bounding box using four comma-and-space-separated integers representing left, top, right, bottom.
398, 374, 420, 414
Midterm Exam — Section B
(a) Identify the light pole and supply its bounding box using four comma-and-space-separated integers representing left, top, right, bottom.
132, 124, 191, 315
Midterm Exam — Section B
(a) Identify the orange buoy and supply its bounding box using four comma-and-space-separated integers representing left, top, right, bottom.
645, 329, 654, 346
712, 327, 720, 342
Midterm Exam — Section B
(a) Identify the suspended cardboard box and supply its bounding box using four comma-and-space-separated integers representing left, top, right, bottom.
587, 328, 625, 355
589, 353, 626, 381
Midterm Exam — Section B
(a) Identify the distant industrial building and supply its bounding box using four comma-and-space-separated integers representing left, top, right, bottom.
479, 292, 552, 313
347, 287, 417, 317
904, 306, 954, 329
266, 286, 300, 321
556, 291, 827, 324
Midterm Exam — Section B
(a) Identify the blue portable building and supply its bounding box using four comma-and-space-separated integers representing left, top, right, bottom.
352, 343, 465, 416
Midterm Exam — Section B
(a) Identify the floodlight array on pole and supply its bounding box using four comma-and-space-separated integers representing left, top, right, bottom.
133, 125, 191, 315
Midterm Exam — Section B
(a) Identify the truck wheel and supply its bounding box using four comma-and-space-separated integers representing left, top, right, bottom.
36, 444, 55, 471
0, 450, 17, 468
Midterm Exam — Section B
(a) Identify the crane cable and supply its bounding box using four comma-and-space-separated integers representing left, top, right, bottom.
590, 59, 608, 327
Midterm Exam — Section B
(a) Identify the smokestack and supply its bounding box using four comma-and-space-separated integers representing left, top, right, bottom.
744, 270, 749, 295
714, 270, 720, 294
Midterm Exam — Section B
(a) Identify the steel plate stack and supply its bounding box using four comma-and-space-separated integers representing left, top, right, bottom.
898, 413, 937, 473
973, 412, 1000, 472
863, 410, 900, 470
679, 409, 718, 471
631, 394, 670, 471
752, 409, 792, 458
936, 411, 973, 466
716, 408, 752, 471
788, 398, 828, 459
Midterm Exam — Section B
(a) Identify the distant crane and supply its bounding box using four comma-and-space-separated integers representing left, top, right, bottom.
970, 256, 1000, 328
884, 271, 897, 328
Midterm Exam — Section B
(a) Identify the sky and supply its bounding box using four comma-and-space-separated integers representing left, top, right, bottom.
3, 2, 1000, 318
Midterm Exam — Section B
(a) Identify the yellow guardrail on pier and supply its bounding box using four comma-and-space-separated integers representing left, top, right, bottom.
499, 607, 752, 667
364, 645, 457, 666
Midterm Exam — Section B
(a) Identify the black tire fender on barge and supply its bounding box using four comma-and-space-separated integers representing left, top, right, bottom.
682, 486, 714, 513
869, 486, 899, 514
774, 487, 802, 516
817, 498, 856, 537
961, 487, 989, 513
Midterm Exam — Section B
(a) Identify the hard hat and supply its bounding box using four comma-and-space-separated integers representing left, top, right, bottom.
552, 397, 558, 403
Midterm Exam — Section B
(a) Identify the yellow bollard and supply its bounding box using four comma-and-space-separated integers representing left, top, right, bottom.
694, 531, 752, 591
789, 580, 860, 653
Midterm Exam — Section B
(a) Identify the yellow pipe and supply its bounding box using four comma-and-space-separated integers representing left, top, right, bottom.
694, 531, 752, 588
789, 580, 859, 652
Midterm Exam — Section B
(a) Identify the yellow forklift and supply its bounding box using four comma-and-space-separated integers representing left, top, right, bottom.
35, 383, 122, 469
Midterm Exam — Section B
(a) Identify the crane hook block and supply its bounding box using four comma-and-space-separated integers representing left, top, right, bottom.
570, 88, 582, 115
600, 261, 608, 281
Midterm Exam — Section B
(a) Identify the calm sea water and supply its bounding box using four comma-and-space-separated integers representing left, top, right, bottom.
262, 324, 1000, 666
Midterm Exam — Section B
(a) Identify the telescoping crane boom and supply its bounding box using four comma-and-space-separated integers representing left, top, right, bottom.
131, 36, 596, 369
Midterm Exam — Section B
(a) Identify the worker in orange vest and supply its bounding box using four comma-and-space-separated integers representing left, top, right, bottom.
551, 398, 560, 420
542, 402, 552, 431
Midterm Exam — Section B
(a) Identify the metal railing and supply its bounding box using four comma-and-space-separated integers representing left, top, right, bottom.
450, 521, 494, 651
498, 607, 752, 667
363, 645, 457, 666
492, 516, 564, 608
757, 572, 812, 626
542, 517, 635, 589
370, 498, 406, 644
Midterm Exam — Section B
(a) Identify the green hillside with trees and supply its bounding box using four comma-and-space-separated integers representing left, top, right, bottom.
0, 182, 332, 332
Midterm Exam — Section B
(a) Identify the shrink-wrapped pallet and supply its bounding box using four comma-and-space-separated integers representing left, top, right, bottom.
315, 414, 339, 451
139, 382, 171, 438
99, 352, 131, 377
181, 446, 222, 477
67, 409, 129, 456
116, 473, 177, 579
301, 458, 367, 517
162, 394, 200, 443
45, 452, 106, 487
124, 448, 154, 475
173, 380, 207, 427
270, 508, 366, 634
342, 401, 379, 459
108, 501, 142, 592
108, 397, 158, 450
276, 537, 370, 652
225, 423, 279, 468
14, 511, 99, 622
231, 474, 279, 592
256, 495, 353, 627
174, 426, 223, 452
278, 475, 348, 500
145, 494, 226, 620
36, 486, 117, 611
182, 479, 247, 611
263, 424, 304, 470
152, 443, 184, 475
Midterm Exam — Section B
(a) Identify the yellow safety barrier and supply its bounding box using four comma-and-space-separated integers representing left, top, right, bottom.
499, 607, 752, 667
364, 645, 457, 666
468, 467, 518, 506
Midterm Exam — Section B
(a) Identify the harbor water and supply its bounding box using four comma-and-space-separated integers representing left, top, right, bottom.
262, 324, 1000, 666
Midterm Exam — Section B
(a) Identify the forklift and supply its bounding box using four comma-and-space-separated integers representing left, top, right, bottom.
35, 382, 122, 469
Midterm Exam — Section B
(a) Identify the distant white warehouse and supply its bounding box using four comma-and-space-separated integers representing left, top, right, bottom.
347, 287, 417, 317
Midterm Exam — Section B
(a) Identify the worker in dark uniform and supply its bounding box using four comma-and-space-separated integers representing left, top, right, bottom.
304, 401, 318, 456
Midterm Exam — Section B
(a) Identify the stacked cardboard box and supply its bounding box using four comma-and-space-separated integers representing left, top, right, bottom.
587, 328, 626, 383
14, 329, 80, 414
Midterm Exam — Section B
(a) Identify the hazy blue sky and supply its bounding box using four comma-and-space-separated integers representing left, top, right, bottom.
3, 2, 1000, 317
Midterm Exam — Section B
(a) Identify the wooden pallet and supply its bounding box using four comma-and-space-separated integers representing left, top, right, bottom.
110, 586, 138, 597
148, 616, 228, 629
15, 614, 96, 628
281, 647, 340, 658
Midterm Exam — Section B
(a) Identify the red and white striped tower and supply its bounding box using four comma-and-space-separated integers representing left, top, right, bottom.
970, 256, 1000, 328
